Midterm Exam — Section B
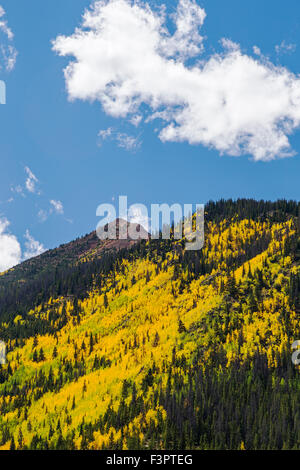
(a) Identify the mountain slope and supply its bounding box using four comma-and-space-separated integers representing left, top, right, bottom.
0, 199, 300, 450
0, 218, 148, 284
0, 219, 148, 327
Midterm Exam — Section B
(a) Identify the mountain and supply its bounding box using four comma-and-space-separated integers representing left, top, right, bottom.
0, 218, 148, 283
0, 218, 149, 325
0, 199, 300, 450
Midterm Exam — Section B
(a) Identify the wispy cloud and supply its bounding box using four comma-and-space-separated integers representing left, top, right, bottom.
98, 127, 141, 152
98, 127, 113, 142
11, 184, 25, 197
50, 199, 64, 215
25, 166, 39, 194
129, 114, 143, 127
0, 6, 13, 40
275, 41, 296, 55
2, 44, 17, 72
23, 230, 45, 260
116, 133, 141, 151
253, 46, 262, 56
11, 167, 65, 223
37, 209, 48, 222
53, 0, 300, 162
0, 6, 17, 71
38, 200, 65, 222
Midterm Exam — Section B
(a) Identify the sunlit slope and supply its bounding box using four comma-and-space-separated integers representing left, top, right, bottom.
0, 201, 300, 450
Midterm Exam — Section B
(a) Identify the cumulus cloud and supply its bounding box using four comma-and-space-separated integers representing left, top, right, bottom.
23, 230, 45, 260
160, 0, 206, 60
0, 218, 21, 272
0, 6, 17, 71
53, 0, 300, 162
0, 217, 46, 270
25, 166, 39, 194
50, 199, 64, 215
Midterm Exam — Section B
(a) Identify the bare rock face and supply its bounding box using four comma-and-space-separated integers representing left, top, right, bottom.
103, 218, 149, 241
99, 218, 150, 251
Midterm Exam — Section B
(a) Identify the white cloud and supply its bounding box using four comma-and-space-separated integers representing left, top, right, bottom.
160, 0, 206, 60
275, 41, 296, 55
50, 199, 64, 214
38, 200, 65, 222
98, 127, 113, 143
129, 114, 142, 127
0, 217, 21, 272
53, 0, 300, 162
0, 218, 46, 269
25, 166, 39, 194
0, 6, 17, 71
38, 209, 48, 222
253, 46, 261, 56
116, 132, 140, 151
220, 38, 240, 52
0, 6, 13, 40
23, 230, 45, 260
98, 127, 140, 151
11, 184, 25, 197
3, 44, 17, 72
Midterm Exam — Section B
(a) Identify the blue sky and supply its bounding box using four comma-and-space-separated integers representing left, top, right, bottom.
0, 0, 300, 270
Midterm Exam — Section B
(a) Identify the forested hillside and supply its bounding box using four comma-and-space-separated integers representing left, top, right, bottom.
0, 199, 300, 450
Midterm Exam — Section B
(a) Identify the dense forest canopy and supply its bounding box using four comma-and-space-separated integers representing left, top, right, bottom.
0, 198, 299, 450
